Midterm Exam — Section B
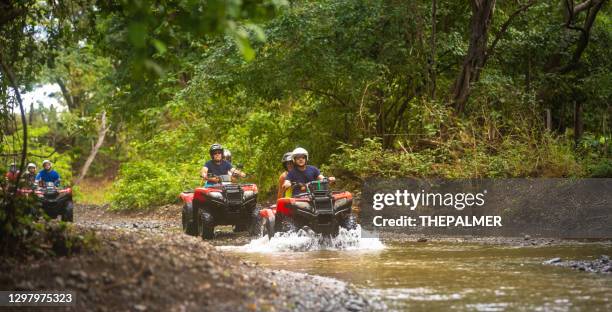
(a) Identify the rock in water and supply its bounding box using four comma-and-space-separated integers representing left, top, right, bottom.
544, 257, 562, 264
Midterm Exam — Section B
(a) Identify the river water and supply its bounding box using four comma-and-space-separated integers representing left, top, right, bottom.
219, 227, 612, 311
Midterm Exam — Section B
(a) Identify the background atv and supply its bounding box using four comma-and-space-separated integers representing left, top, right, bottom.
181, 174, 259, 239
257, 179, 356, 238
22, 182, 74, 222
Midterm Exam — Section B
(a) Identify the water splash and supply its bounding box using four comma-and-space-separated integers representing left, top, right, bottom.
230, 225, 385, 253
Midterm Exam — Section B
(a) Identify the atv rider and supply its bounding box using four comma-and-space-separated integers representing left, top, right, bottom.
282, 147, 335, 195
277, 152, 294, 199
21, 163, 38, 187
35, 160, 61, 187
223, 149, 232, 164
5, 163, 19, 183
201, 144, 245, 186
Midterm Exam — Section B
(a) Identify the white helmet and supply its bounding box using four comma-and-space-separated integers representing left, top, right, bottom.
291, 147, 309, 162
42, 160, 52, 167
223, 149, 232, 162
27, 163, 36, 169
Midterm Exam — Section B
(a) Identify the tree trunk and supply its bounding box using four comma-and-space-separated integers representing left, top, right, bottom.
28, 102, 33, 124
574, 101, 583, 145
430, 0, 437, 100
451, 0, 496, 113
56, 77, 75, 111
560, 0, 606, 73
73, 111, 109, 186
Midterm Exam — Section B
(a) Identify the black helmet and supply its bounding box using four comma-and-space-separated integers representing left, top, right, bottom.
209, 143, 223, 157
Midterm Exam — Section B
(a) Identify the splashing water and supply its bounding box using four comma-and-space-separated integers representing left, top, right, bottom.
225, 225, 385, 253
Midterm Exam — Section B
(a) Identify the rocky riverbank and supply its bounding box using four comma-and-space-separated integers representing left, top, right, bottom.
0, 204, 371, 311
543, 255, 612, 274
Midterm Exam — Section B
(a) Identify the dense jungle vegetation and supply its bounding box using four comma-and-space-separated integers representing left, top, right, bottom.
1, 1, 610, 251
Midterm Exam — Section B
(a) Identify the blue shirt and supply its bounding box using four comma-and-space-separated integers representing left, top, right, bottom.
36, 169, 61, 186
204, 160, 233, 176
286, 166, 321, 184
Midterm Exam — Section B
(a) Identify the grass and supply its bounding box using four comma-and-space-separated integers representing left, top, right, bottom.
73, 178, 114, 205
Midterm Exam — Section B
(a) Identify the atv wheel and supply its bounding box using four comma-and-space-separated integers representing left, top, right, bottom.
340, 214, 357, 231
182, 203, 198, 236
278, 215, 296, 233
63, 201, 74, 222
233, 223, 247, 233
201, 211, 215, 239
258, 214, 275, 239
262, 216, 275, 239
248, 205, 263, 236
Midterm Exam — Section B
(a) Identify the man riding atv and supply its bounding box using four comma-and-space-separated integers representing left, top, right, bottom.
30, 160, 73, 222
282, 147, 335, 195
201, 144, 245, 186
258, 147, 353, 238
36, 160, 61, 187
182, 143, 258, 239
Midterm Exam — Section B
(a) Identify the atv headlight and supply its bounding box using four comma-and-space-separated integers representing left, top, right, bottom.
207, 192, 223, 200
243, 191, 254, 199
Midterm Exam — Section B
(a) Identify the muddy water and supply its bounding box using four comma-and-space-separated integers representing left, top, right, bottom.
221, 233, 612, 311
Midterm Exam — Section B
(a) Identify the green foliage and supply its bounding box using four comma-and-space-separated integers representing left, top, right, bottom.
109, 160, 186, 210
3, 0, 610, 215
108, 0, 610, 209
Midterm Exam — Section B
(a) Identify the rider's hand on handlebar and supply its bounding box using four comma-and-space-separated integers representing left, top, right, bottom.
283, 180, 292, 189
328, 176, 336, 183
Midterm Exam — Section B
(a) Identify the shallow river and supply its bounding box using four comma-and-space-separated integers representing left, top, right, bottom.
220, 229, 612, 311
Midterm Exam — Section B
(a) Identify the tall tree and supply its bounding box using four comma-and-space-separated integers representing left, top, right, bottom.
451, 0, 496, 113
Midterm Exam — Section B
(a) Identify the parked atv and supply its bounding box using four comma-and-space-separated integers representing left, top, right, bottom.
180, 174, 259, 239
257, 179, 356, 238
21, 182, 74, 222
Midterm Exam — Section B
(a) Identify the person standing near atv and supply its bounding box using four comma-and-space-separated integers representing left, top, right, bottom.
201, 144, 245, 185
35, 160, 61, 187
282, 147, 335, 194
277, 152, 294, 199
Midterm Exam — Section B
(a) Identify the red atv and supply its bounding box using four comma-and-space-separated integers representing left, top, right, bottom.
257, 179, 356, 238
180, 174, 259, 239
17, 182, 74, 222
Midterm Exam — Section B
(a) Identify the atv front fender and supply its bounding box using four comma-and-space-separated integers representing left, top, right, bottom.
259, 208, 275, 219
180, 192, 194, 204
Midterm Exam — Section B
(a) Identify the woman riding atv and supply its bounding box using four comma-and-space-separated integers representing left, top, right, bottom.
282, 147, 335, 195
201, 144, 245, 186
277, 152, 294, 199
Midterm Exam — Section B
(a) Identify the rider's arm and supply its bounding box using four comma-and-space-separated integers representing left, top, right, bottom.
277, 173, 287, 199
283, 178, 292, 189
54, 171, 61, 186
201, 167, 219, 183
229, 167, 246, 178
318, 175, 335, 183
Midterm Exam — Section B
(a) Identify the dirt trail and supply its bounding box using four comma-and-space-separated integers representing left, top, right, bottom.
0, 205, 371, 312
